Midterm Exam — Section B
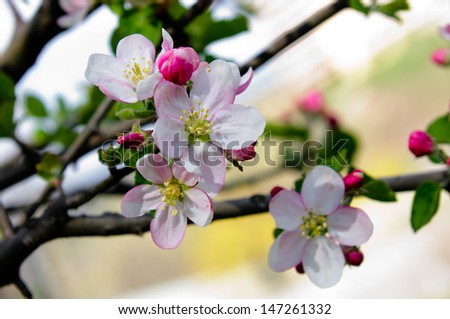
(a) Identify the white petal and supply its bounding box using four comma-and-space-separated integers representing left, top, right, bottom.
136, 72, 163, 100
328, 206, 374, 246
98, 79, 137, 103
117, 34, 156, 63
150, 204, 187, 249
180, 142, 226, 198
269, 190, 307, 231
153, 117, 189, 159
191, 60, 236, 114
154, 81, 191, 119
303, 237, 345, 288
85, 54, 128, 86
172, 161, 201, 186
182, 188, 213, 227
136, 154, 172, 184
302, 166, 345, 215
268, 229, 307, 272
121, 185, 161, 218
209, 104, 266, 150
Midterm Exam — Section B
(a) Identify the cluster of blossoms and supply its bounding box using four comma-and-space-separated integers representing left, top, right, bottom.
268, 166, 373, 288
431, 23, 450, 67
85, 30, 265, 249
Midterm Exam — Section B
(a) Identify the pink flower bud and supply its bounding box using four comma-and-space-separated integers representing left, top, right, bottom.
343, 169, 365, 192
295, 262, 305, 274
157, 47, 200, 85
408, 130, 434, 157
431, 48, 450, 66
325, 113, 339, 129
297, 90, 325, 112
439, 24, 450, 41
270, 186, 285, 198
230, 143, 257, 162
345, 250, 364, 266
117, 133, 144, 149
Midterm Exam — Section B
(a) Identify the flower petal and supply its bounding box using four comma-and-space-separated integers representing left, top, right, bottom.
116, 34, 156, 63
302, 237, 345, 288
327, 206, 374, 246
268, 229, 307, 272
136, 72, 163, 100
85, 54, 128, 85
172, 161, 201, 186
153, 117, 189, 159
121, 185, 161, 218
161, 28, 174, 52
136, 154, 172, 184
180, 142, 226, 198
209, 104, 266, 150
301, 166, 345, 215
154, 81, 191, 119
236, 67, 253, 95
269, 190, 306, 231
190, 60, 236, 114
98, 79, 137, 103
150, 204, 187, 249
182, 188, 213, 227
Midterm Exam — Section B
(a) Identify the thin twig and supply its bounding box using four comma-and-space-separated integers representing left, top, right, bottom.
0, 201, 14, 239
14, 276, 33, 299
239, 0, 349, 73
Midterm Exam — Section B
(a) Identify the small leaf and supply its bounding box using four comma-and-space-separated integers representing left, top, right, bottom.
98, 146, 122, 167
115, 108, 137, 120
25, 95, 48, 117
349, 0, 370, 15
373, 0, 410, 21
265, 123, 308, 139
411, 180, 441, 232
294, 178, 304, 192
36, 153, 62, 183
0, 72, 16, 137
362, 180, 397, 202
273, 228, 283, 239
427, 114, 450, 144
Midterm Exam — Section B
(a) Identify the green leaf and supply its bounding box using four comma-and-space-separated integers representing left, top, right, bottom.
134, 171, 152, 186
115, 101, 154, 120
349, 0, 370, 15
373, 0, 410, 21
25, 95, 48, 117
294, 178, 304, 193
411, 180, 441, 232
186, 12, 248, 52
264, 123, 308, 139
362, 179, 397, 202
273, 228, 283, 239
36, 153, 62, 183
0, 72, 16, 137
427, 114, 450, 144
98, 146, 122, 167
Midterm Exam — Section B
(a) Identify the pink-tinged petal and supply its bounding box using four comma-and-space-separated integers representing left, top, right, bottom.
269, 190, 306, 231
303, 237, 345, 288
150, 204, 187, 249
154, 81, 191, 119
161, 29, 174, 52
116, 34, 156, 63
121, 185, 162, 218
85, 54, 128, 86
180, 142, 226, 198
191, 60, 236, 114
227, 62, 242, 90
136, 72, 163, 100
236, 67, 253, 95
182, 188, 213, 227
98, 79, 137, 103
57, 9, 87, 28
327, 206, 374, 246
268, 229, 307, 272
136, 154, 172, 184
210, 104, 266, 150
172, 161, 201, 186
153, 117, 189, 159
301, 166, 345, 215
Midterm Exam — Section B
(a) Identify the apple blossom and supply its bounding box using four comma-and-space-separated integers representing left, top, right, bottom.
297, 90, 325, 112
117, 133, 144, 149
85, 34, 162, 103
153, 59, 265, 196
439, 23, 450, 41
57, 0, 92, 28
431, 48, 450, 66
408, 130, 434, 157
343, 169, 365, 192
268, 166, 373, 288
121, 154, 214, 249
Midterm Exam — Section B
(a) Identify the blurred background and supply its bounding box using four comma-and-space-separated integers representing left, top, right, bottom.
0, 0, 449, 298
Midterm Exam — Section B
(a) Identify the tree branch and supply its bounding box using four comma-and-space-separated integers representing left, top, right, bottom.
0, 202, 14, 239
239, 0, 349, 73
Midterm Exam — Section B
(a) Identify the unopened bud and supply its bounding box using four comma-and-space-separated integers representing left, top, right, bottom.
345, 250, 364, 266
117, 133, 144, 149
408, 130, 434, 157
226, 143, 257, 162
270, 186, 285, 198
295, 262, 305, 274
158, 47, 200, 85
343, 169, 365, 192
297, 90, 325, 113
431, 48, 450, 66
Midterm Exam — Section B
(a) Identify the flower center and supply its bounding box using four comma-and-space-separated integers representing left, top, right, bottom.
124, 57, 151, 84
300, 212, 328, 239
160, 178, 184, 207
180, 105, 212, 143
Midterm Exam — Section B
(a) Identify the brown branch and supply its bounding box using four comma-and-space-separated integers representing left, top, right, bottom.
0, 202, 14, 239
239, 0, 349, 74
